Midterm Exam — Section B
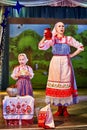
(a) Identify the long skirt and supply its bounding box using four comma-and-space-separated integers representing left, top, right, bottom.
45, 55, 79, 106
16, 76, 33, 96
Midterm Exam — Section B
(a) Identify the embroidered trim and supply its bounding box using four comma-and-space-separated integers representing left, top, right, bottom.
47, 81, 71, 89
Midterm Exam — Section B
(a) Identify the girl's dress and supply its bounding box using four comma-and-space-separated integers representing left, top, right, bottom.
11, 65, 34, 96
39, 35, 84, 106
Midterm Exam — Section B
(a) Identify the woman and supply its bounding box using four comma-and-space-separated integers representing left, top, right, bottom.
38, 22, 84, 117
11, 53, 34, 96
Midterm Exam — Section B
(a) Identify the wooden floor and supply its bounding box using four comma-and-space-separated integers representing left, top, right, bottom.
0, 91, 87, 130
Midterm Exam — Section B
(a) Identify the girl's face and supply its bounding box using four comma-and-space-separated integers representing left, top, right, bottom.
55, 22, 65, 35
18, 55, 26, 65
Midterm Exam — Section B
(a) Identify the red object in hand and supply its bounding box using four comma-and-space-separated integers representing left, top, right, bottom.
44, 28, 52, 40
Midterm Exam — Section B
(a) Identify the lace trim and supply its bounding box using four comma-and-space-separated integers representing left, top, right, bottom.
47, 81, 71, 89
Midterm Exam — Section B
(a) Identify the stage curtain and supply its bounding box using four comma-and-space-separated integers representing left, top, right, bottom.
8, 6, 87, 19
0, 0, 87, 7
1, 19, 9, 90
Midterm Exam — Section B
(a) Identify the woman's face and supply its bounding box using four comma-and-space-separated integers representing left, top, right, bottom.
55, 22, 65, 35
18, 55, 26, 65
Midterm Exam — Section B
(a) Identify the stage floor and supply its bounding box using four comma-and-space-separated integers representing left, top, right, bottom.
0, 90, 87, 130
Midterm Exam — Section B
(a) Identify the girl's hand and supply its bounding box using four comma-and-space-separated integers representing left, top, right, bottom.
24, 71, 30, 76
15, 71, 21, 78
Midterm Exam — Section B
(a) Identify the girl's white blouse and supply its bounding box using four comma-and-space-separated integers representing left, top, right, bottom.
11, 65, 34, 80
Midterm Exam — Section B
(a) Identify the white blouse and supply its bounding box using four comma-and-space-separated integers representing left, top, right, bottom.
38, 36, 84, 51
11, 65, 34, 80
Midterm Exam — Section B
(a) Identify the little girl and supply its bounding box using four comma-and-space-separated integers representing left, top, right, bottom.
11, 53, 34, 96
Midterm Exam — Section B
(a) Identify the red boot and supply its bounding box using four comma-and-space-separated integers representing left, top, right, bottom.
53, 106, 63, 117
63, 106, 70, 117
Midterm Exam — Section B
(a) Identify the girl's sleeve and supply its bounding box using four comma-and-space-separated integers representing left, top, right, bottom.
67, 36, 84, 51
11, 67, 18, 80
38, 39, 53, 50
28, 66, 34, 79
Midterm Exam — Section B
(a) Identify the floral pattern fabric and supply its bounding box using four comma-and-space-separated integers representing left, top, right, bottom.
3, 95, 34, 120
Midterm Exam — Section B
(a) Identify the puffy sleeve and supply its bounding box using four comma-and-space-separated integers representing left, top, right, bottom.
28, 66, 34, 79
11, 66, 19, 80
67, 36, 84, 51
38, 39, 53, 50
